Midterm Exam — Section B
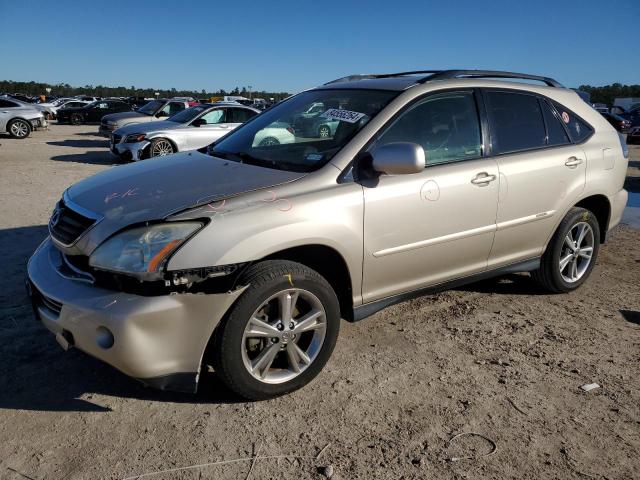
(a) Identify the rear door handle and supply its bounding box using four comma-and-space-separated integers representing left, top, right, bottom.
565, 157, 584, 168
471, 172, 497, 186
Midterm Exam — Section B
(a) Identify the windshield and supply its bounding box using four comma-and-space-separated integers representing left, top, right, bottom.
210, 89, 397, 172
168, 104, 210, 123
137, 100, 163, 115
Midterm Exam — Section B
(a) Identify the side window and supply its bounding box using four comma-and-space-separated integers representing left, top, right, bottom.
485, 91, 546, 154
229, 108, 257, 123
0, 99, 17, 108
373, 91, 482, 166
199, 109, 226, 124
551, 101, 593, 143
96, 102, 108, 109
167, 102, 185, 115
540, 99, 570, 146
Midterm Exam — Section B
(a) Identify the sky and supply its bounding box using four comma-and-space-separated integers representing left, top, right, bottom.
1, 0, 638, 93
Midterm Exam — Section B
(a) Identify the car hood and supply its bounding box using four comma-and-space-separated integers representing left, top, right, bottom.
114, 120, 184, 135
103, 111, 152, 124
64, 151, 305, 253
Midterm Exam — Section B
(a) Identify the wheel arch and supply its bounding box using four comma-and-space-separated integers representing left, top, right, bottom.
574, 194, 611, 243
261, 244, 354, 322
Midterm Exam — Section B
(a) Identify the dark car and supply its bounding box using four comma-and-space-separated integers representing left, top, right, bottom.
57, 100, 132, 125
619, 106, 640, 128
601, 112, 631, 132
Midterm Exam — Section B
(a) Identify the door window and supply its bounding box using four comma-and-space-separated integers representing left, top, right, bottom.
485, 91, 546, 154
162, 102, 185, 116
372, 91, 482, 166
0, 99, 18, 108
540, 99, 570, 146
550, 101, 593, 143
199, 109, 227, 124
228, 108, 257, 123
95, 102, 109, 109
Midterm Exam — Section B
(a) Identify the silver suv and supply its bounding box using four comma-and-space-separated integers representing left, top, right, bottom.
27, 70, 629, 400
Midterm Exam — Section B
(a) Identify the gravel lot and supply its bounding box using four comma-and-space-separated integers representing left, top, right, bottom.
0, 125, 639, 480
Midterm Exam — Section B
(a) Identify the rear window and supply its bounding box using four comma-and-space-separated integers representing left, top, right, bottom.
551, 101, 593, 143
485, 91, 546, 154
540, 100, 570, 146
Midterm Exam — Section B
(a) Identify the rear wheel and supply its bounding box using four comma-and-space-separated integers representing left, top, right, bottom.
211, 260, 340, 400
532, 207, 600, 293
149, 138, 175, 157
8, 119, 31, 139
70, 113, 84, 125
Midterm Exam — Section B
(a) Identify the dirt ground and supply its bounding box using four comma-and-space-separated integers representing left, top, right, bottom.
0, 125, 638, 480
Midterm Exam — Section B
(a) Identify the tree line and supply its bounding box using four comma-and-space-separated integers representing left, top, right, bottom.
578, 83, 640, 106
0, 79, 291, 101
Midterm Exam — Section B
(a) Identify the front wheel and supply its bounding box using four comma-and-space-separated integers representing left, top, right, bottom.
211, 260, 340, 400
70, 113, 84, 125
8, 119, 31, 139
149, 138, 175, 157
532, 207, 600, 293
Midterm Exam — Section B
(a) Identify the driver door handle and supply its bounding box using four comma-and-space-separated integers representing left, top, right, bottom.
565, 156, 583, 168
471, 172, 497, 186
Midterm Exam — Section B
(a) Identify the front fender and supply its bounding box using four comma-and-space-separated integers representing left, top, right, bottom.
167, 181, 364, 302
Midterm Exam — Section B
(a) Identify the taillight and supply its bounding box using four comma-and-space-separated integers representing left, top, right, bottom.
286, 127, 295, 135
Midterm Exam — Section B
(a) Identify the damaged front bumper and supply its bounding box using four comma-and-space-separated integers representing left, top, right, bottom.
110, 138, 149, 162
27, 238, 245, 393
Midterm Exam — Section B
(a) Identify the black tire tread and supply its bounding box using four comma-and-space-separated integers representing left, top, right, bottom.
532, 207, 600, 293
211, 260, 339, 400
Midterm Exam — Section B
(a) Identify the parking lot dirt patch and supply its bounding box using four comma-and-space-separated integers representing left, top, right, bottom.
1, 126, 639, 479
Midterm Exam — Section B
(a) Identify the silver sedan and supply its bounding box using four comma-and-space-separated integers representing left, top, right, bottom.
0, 96, 48, 139
110, 103, 259, 161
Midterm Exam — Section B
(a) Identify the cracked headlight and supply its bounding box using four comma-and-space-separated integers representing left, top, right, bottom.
89, 222, 203, 278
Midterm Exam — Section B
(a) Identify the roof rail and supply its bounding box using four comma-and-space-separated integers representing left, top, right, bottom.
324, 70, 443, 85
418, 70, 563, 87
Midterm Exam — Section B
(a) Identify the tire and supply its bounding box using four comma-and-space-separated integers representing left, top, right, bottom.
70, 113, 84, 125
7, 119, 31, 139
211, 260, 340, 400
318, 124, 331, 138
149, 138, 175, 157
532, 207, 600, 293
258, 137, 280, 147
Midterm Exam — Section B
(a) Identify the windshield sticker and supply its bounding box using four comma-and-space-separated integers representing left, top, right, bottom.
321, 108, 366, 124
305, 153, 324, 162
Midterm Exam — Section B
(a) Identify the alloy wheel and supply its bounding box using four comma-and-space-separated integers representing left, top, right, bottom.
10, 121, 29, 138
151, 139, 174, 156
241, 288, 327, 384
559, 222, 594, 283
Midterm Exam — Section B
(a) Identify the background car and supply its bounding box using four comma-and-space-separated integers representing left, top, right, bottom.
99, 98, 194, 136
110, 103, 259, 161
600, 112, 631, 132
56, 100, 132, 125
627, 126, 640, 144
252, 121, 296, 146
0, 96, 47, 138
36, 98, 92, 119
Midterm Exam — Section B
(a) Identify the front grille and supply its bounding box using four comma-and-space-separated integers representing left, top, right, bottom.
49, 199, 97, 246
32, 285, 62, 315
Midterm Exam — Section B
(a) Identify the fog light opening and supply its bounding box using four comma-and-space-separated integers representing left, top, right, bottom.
96, 326, 115, 349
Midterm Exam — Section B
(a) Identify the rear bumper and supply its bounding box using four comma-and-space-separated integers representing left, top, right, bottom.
27, 238, 245, 392
608, 189, 628, 232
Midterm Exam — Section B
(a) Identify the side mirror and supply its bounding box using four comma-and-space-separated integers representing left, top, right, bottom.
156, 111, 169, 118
370, 142, 425, 175
192, 118, 206, 127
